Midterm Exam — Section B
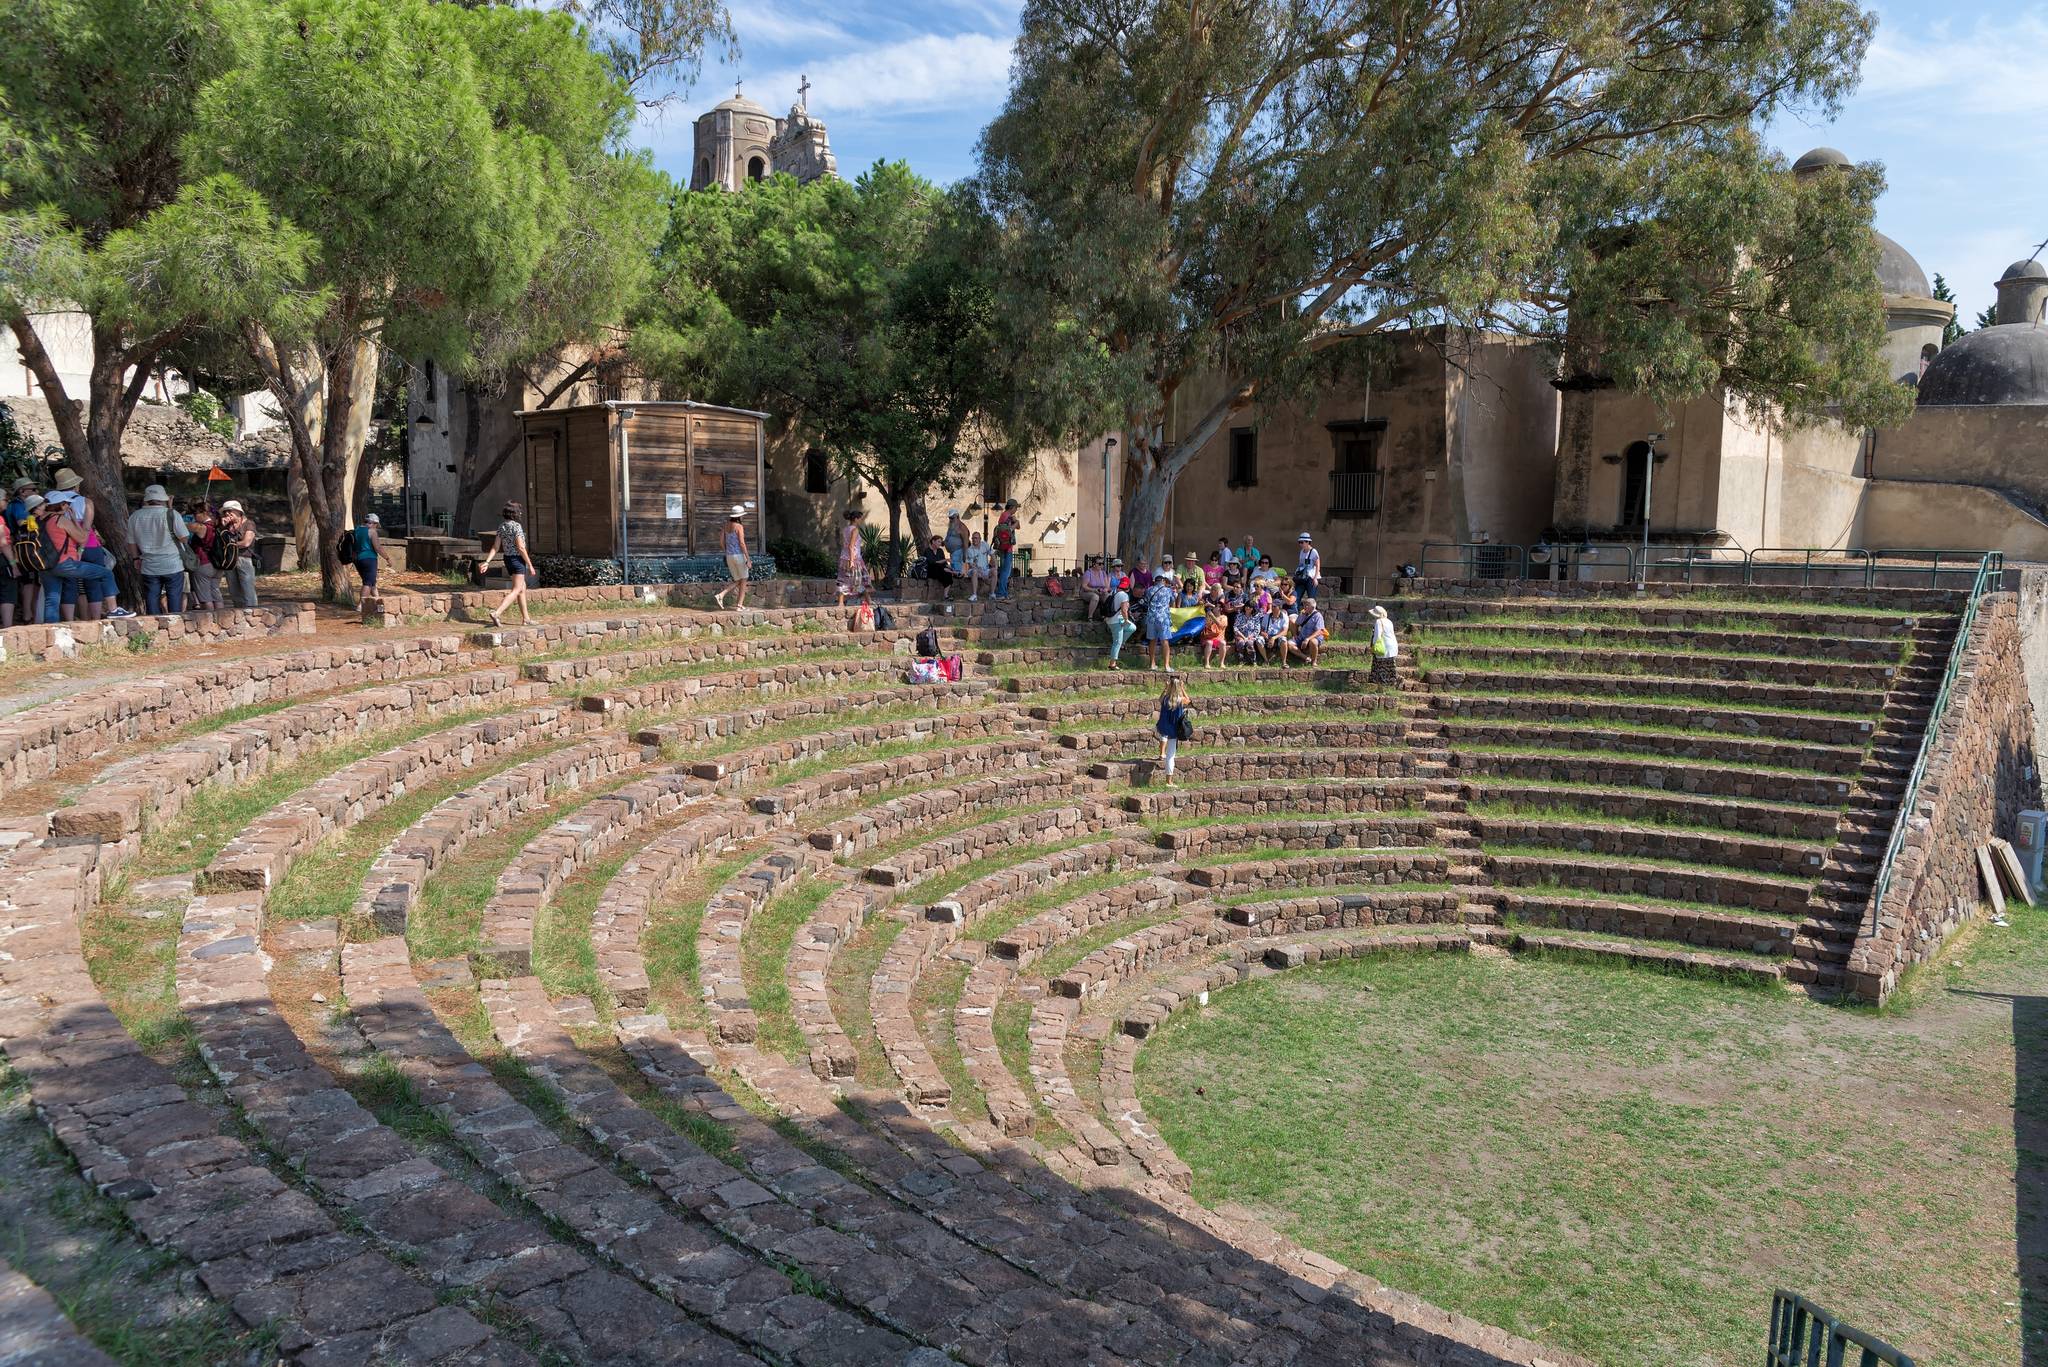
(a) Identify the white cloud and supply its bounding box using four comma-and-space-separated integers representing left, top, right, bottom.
1858, 8, 2048, 117
752, 32, 1016, 118
737, 2, 855, 49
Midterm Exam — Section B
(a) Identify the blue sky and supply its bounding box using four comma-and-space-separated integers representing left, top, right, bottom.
634, 1, 2044, 324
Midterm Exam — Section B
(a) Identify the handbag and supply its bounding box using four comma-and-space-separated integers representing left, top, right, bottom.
170, 507, 198, 574
1174, 709, 1195, 741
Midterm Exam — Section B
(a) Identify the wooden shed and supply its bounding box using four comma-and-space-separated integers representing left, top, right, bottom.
517, 401, 767, 561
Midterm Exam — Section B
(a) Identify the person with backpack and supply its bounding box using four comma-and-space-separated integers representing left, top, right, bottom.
186, 505, 222, 610
337, 513, 392, 596
38, 492, 117, 622
8, 491, 46, 626
45, 469, 127, 619
0, 505, 17, 629
992, 499, 1020, 599
1154, 673, 1193, 787
126, 484, 190, 615
212, 501, 258, 609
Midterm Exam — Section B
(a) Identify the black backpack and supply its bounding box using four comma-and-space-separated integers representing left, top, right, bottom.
9, 513, 47, 574
915, 626, 940, 658
210, 525, 241, 573
873, 604, 894, 631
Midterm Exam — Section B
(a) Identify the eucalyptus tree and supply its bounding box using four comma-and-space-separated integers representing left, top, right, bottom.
978, 0, 1912, 556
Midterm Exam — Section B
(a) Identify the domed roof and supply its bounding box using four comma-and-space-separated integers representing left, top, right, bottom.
708, 91, 770, 116
1875, 230, 1931, 299
1793, 146, 1852, 174
1916, 325, 2048, 406
2003, 258, 2048, 282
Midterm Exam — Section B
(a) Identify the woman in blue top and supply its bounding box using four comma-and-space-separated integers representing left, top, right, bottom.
1143, 574, 1176, 671
1154, 673, 1191, 787
714, 505, 750, 610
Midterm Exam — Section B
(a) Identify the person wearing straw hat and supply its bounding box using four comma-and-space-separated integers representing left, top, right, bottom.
126, 484, 190, 615
1368, 603, 1400, 684
714, 504, 750, 610
47, 468, 129, 618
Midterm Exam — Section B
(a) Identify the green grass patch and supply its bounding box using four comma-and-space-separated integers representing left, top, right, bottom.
1409, 625, 1856, 665
989, 997, 1072, 1146
1499, 918, 1788, 968
1470, 775, 1841, 815
1507, 876, 1804, 919
752, 735, 971, 788
743, 880, 837, 1063
1142, 805, 1432, 835
643, 848, 762, 1035
1468, 797, 1826, 841
585, 646, 871, 694
852, 800, 1070, 867
1032, 907, 1191, 981
827, 916, 905, 1086
1431, 686, 1878, 721
1202, 843, 1440, 867
405, 805, 568, 964
532, 845, 638, 1019
1135, 931, 2029, 1365
911, 959, 986, 1126
1460, 740, 1840, 780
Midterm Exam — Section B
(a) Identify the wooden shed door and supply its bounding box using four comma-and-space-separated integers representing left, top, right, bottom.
525, 427, 565, 554
690, 416, 756, 556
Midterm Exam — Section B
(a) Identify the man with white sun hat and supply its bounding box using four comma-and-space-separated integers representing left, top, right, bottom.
1293, 530, 1322, 604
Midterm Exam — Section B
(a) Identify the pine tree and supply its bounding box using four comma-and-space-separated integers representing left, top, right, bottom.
1931, 274, 1965, 346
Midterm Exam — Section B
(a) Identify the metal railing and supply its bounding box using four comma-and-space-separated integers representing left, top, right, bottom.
1328, 470, 1382, 517
1768, 1291, 1916, 1366
1865, 549, 2005, 933
1415, 542, 2004, 591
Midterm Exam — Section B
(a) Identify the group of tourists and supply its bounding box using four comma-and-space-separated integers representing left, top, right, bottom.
0, 469, 261, 625
1075, 532, 1396, 678
830, 502, 1027, 613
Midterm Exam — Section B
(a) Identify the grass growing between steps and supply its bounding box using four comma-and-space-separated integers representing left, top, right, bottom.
1408, 626, 1858, 664
643, 847, 763, 1034
1431, 686, 1880, 722
1497, 917, 1789, 969
1468, 798, 1829, 842
1212, 881, 1457, 906
743, 879, 838, 1063
1136, 908, 2046, 1367
910, 959, 988, 1129
850, 799, 1073, 867
990, 999, 1073, 1147
902, 833, 1108, 904
1033, 908, 1193, 982
1507, 876, 1808, 919
827, 917, 905, 1087
1200, 844, 1443, 867
743, 735, 983, 790
1483, 842, 1816, 886
966, 870, 1159, 946
1142, 806, 1433, 835
1059, 707, 1403, 735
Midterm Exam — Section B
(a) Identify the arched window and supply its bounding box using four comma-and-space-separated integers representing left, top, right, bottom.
804, 447, 831, 494
696, 157, 711, 187
747, 156, 766, 182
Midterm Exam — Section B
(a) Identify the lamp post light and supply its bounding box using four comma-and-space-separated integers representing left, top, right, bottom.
615, 406, 637, 584
1101, 435, 1118, 562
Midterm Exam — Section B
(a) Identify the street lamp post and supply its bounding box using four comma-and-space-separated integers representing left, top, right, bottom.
1101, 435, 1118, 562
615, 406, 636, 584
1636, 431, 1664, 591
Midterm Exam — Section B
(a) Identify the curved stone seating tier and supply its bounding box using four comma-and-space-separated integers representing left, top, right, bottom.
999, 665, 1382, 698
870, 839, 1167, 1107
1404, 620, 1909, 662
854, 797, 1111, 887
1057, 717, 1410, 754
0, 1250, 117, 1366
1182, 850, 1453, 893
806, 767, 1091, 862
1153, 814, 1445, 858
1218, 888, 1466, 931
199, 703, 594, 895
1501, 929, 1788, 984
476, 975, 1209, 1365
1024, 690, 1401, 726
632, 681, 993, 753
595, 809, 759, 1012
523, 626, 929, 688
743, 733, 1041, 821
1438, 720, 1865, 776
1109, 748, 1421, 788
356, 731, 650, 938
0, 631, 475, 801
1401, 597, 1926, 636
0, 843, 518, 1364
580, 656, 922, 717
1418, 666, 1884, 713
1119, 779, 1446, 821
53, 667, 542, 858
0, 602, 312, 666
1452, 751, 1855, 806
698, 841, 828, 1045
1426, 691, 1879, 747
174, 895, 736, 1366
1473, 816, 1829, 879
1452, 781, 1844, 841
1497, 891, 1798, 961
1484, 852, 1811, 915
1411, 644, 1897, 689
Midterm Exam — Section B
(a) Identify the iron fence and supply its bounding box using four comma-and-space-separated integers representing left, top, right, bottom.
1768, 1290, 1916, 1366
1414, 542, 2004, 592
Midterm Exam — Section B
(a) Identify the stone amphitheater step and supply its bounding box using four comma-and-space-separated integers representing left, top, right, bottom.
1504, 930, 1785, 985
0, 1249, 116, 1366
1497, 892, 1798, 956
1404, 620, 1908, 662
1023, 691, 1396, 726
1440, 721, 1865, 775
0, 845, 518, 1364
1056, 717, 1409, 754
1485, 852, 1811, 916
1104, 748, 1421, 787
178, 896, 756, 1366
1473, 817, 1828, 879
1151, 813, 1444, 858
1453, 750, 1856, 806
1420, 667, 1882, 713
1395, 597, 1932, 637
1411, 644, 1898, 689
478, 976, 1180, 1364
1426, 691, 1879, 747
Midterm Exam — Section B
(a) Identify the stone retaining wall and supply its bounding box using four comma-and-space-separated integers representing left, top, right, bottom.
1847, 594, 2043, 999
0, 603, 312, 663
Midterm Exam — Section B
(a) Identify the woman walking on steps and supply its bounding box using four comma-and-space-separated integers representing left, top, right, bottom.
836, 507, 868, 608
1155, 673, 1193, 787
481, 502, 536, 627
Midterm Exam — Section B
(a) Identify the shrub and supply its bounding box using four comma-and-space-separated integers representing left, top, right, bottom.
176, 390, 236, 439
767, 537, 834, 578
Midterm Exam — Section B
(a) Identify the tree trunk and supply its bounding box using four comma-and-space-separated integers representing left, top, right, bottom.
903, 497, 934, 561
883, 494, 904, 587
451, 380, 491, 537
81, 343, 144, 607
1116, 458, 1175, 569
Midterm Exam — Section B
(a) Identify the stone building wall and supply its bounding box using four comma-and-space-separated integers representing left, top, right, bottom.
1845, 594, 2042, 1000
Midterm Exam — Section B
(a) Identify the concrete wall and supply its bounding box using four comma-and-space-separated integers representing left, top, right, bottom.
1873, 404, 2048, 494
1846, 594, 2041, 1000
1862, 479, 2048, 560
1446, 338, 1561, 555
1552, 388, 1727, 538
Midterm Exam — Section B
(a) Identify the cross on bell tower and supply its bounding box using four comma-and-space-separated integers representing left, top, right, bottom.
797, 74, 811, 112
